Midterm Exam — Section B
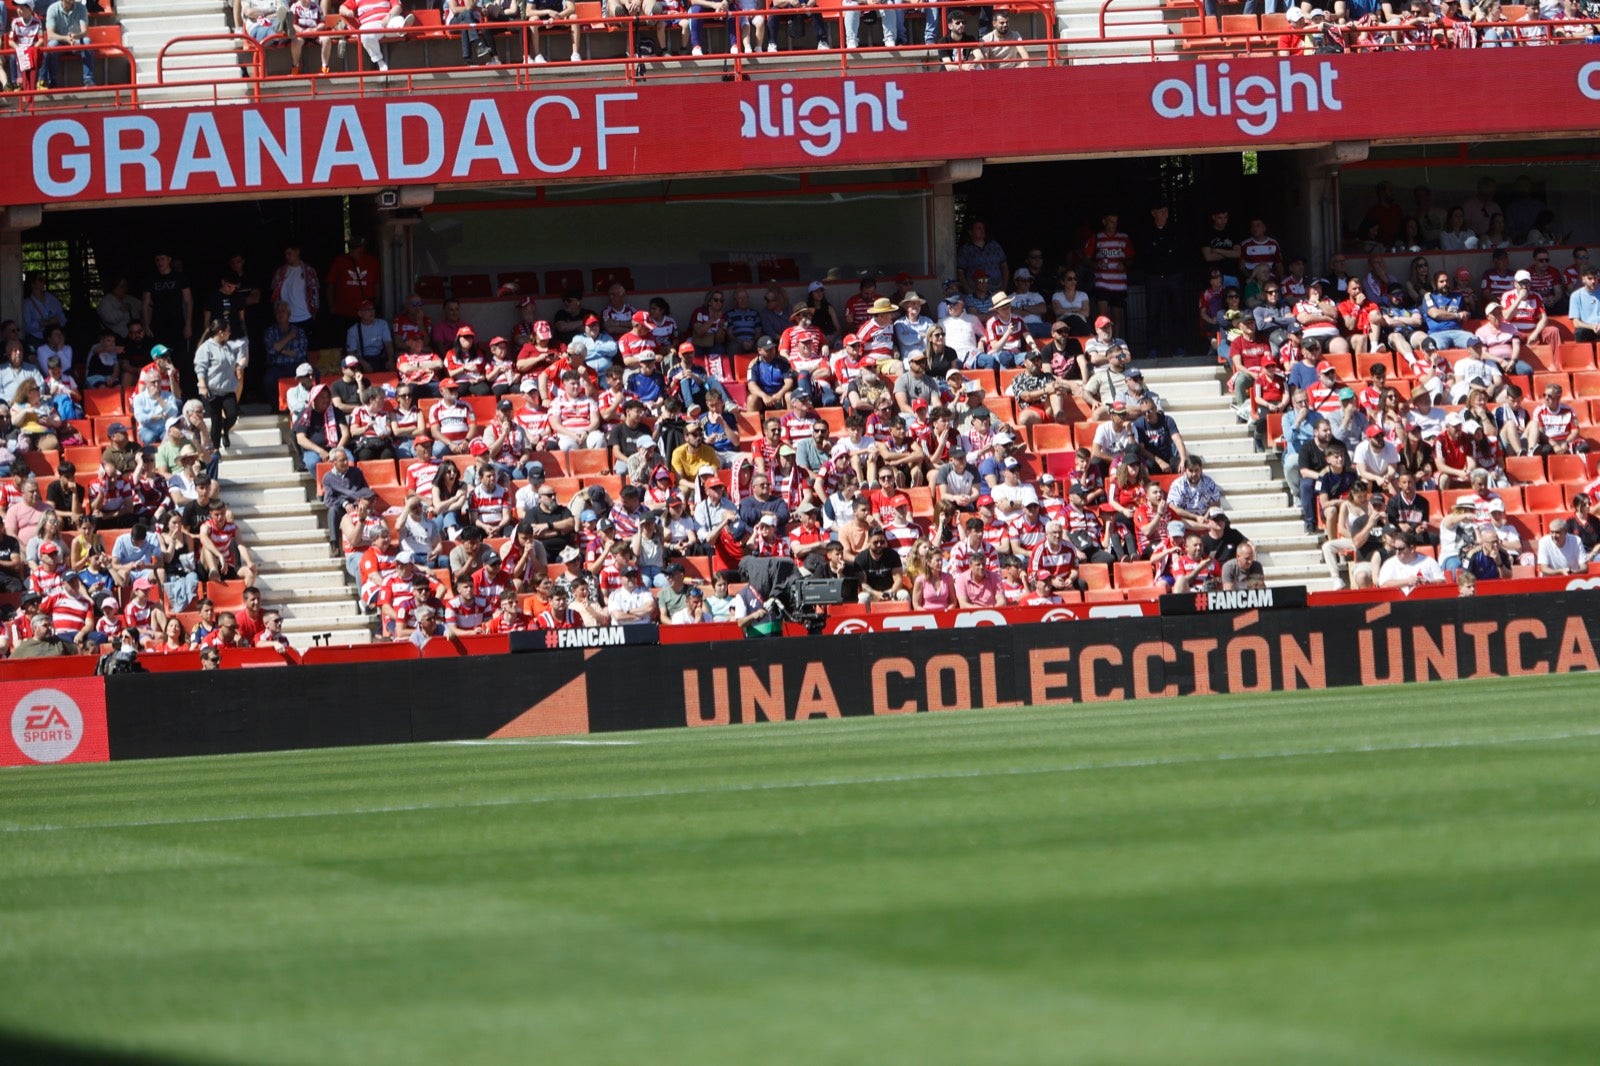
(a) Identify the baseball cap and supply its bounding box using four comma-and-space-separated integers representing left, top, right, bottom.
630, 310, 657, 327
756, 335, 777, 350
1124, 367, 1143, 379
965, 380, 983, 394
1463, 418, 1481, 434
396, 549, 417, 565
1488, 498, 1506, 512
580, 509, 597, 522
976, 494, 995, 507
439, 378, 458, 390
489, 335, 508, 347
1316, 360, 1335, 374
497, 398, 514, 412
132, 576, 155, 591
759, 513, 778, 526
534, 321, 552, 337
1167, 520, 1187, 536
343, 355, 360, 368
1455, 267, 1472, 279
1285, 4, 1305, 19
1206, 507, 1228, 520
1039, 473, 1055, 484
1337, 387, 1356, 400
1445, 412, 1464, 426
1012, 268, 1033, 281
1003, 457, 1020, 469
295, 362, 315, 377
807, 280, 825, 293
1365, 424, 1384, 438
1094, 315, 1112, 329
972, 269, 989, 280
106, 421, 128, 436
559, 546, 581, 563
517, 295, 535, 308
1513, 269, 1532, 282
150, 344, 170, 359
456, 325, 475, 337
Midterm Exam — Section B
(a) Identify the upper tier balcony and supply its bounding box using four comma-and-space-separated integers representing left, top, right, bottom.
4, 3, 1599, 210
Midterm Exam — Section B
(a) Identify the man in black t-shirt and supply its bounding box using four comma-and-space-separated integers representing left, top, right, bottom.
854, 533, 906, 603
1199, 209, 1241, 288
141, 251, 192, 350
522, 492, 576, 557
1296, 418, 1334, 533
607, 400, 656, 459
939, 10, 980, 69
0, 529, 25, 592
1199, 508, 1247, 566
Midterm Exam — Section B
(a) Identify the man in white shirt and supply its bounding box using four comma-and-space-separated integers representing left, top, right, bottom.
1378, 533, 1447, 589
1352, 424, 1400, 492
1536, 519, 1584, 575
605, 567, 658, 623
940, 294, 988, 369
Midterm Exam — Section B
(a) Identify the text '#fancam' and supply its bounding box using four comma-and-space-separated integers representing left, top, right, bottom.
739, 81, 909, 159
1150, 60, 1342, 137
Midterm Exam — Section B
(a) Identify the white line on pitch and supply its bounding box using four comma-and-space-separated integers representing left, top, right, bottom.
6, 727, 1599, 835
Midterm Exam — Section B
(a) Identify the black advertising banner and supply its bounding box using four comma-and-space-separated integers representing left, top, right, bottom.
102, 591, 1600, 759
1159, 585, 1309, 615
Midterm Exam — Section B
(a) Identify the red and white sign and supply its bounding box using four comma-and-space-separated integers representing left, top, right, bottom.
0, 678, 109, 768
8, 49, 1600, 207
824, 601, 1155, 635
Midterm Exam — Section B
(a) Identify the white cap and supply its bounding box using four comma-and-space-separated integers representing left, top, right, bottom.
1462, 418, 1481, 434
1513, 269, 1532, 282
759, 513, 778, 525
1445, 412, 1464, 426
1285, 5, 1305, 19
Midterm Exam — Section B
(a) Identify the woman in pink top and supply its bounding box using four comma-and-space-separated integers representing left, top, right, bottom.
912, 550, 956, 611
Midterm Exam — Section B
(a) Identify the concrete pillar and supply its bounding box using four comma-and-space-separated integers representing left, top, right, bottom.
377, 215, 416, 314
928, 161, 981, 282
0, 206, 41, 327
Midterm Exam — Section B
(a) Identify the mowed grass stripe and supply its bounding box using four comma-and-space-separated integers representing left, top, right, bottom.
1, 674, 1598, 1065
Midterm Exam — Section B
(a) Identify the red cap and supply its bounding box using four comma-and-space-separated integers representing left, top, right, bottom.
843, 333, 861, 346
1316, 360, 1335, 373
1365, 424, 1385, 438
678, 341, 697, 356
534, 321, 552, 338
489, 336, 507, 347
1094, 315, 1112, 329
976, 495, 995, 507
630, 310, 657, 328
895, 272, 913, 284
972, 269, 989, 280
413, 434, 430, 445
468, 438, 489, 455
1454, 267, 1472, 279
456, 325, 475, 337
517, 296, 535, 308
584, 315, 600, 326
439, 378, 458, 390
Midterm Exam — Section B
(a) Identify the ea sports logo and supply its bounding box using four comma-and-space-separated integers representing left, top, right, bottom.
11, 687, 83, 764
831, 618, 872, 635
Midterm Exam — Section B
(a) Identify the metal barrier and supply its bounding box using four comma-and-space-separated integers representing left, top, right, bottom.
9, 41, 139, 111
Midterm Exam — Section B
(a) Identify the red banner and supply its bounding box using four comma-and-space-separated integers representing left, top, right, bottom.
823, 600, 1156, 635
0, 677, 109, 768
9, 49, 1600, 207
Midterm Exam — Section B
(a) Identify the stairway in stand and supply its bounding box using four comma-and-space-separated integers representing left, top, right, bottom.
118, 0, 251, 96
1139, 364, 1335, 590
221, 415, 373, 647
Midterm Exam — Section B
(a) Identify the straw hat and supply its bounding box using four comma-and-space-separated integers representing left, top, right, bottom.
989, 291, 1013, 309
866, 297, 899, 315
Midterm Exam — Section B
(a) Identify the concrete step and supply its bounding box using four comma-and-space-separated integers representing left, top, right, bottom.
231, 426, 287, 449
256, 557, 346, 576
218, 484, 314, 507
285, 629, 375, 649
279, 599, 372, 621
281, 613, 371, 633
255, 570, 350, 593
245, 527, 335, 547
251, 542, 339, 564
1139, 365, 1224, 385
1229, 518, 1313, 540
213, 456, 303, 480
1249, 533, 1324, 553
267, 584, 361, 605
119, 0, 229, 14
234, 512, 325, 535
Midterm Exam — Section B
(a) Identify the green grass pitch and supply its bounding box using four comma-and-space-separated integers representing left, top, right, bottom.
3, 674, 1600, 1065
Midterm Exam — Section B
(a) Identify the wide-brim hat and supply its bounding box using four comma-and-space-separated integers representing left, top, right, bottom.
866, 297, 899, 315
989, 292, 1013, 309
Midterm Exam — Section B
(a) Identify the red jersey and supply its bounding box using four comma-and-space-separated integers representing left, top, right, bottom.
444, 351, 486, 384
780, 324, 824, 360
405, 459, 439, 496
844, 292, 874, 330
550, 394, 599, 432
984, 313, 1033, 357
483, 609, 529, 634
1534, 402, 1577, 444
1240, 234, 1282, 276
856, 318, 894, 358
201, 517, 239, 556
444, 591, 489, 631
534, 607, 581, 630
1168, 552, 1219, 588
948, 538, 999, 573
618, 331, 656, 366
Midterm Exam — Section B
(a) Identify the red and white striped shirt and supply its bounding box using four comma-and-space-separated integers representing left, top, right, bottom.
550, 394, 599, 432
1084, 231, 1134, 293
779, 412, 817, 447
427, 400, 475, 443
534, 607, 581, 630
947, 537, 998, 574
469, 483, 511, 528
444, 591, 488, 631
856, 318, 894, 359
983, 313, 1032, 357
1499, 290, 1545, 335
1030, 540, 1078, 580
202, 517, 240, 555
1535, 402, 1577, 443
1240, 234, 1282, 276
43, 589, 92, 636
405, 459, 439, 496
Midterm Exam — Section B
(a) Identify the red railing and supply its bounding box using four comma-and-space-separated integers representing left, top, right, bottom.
7, 41, 140, 111
10, 7, 1600, 112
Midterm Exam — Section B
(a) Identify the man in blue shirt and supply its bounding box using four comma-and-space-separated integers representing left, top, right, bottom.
624, 351, 667, 409
1419, 270, 1476, 350
1569, 267, 1600, 343
723, 289, 763, 354
1280, 391, 1323, 495
745, 338, 795, 416
110, 522, 160, 586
